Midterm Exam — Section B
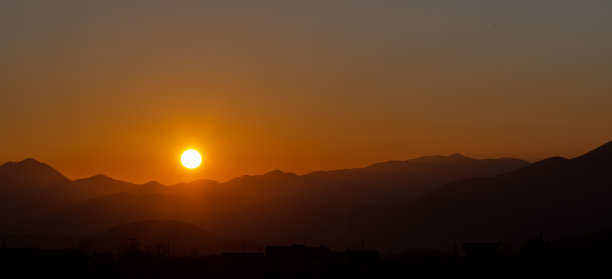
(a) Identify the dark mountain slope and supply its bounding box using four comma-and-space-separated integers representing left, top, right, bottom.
0, 158, 70, 198
349, 141, 612, 253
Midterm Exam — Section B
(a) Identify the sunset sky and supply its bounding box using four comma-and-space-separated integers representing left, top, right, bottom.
1, 0, 611, 184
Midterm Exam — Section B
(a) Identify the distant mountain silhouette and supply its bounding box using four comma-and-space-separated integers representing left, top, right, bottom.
349, 141, 612, 253
215, 154, 529, 206
0, 158, 69, 198
67, 174, 167, 200
12, 143, 612, 255
0, 153, 527, 250
0, 154, 528, 204
0, 159, 170, 201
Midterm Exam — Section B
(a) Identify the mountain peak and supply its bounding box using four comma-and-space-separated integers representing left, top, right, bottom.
20, 157, 40, 163
142, 181, 165, 187
73, 174, 117, 183
449, 153, 470, 159
1, 158, 42, 168
412, 153, 473, 162
264, 170, 298, 177
0, 158, 69, 186
91, 174, 113, 180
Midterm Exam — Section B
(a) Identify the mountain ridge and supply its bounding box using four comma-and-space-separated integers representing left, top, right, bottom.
347, 140, 612, 253
1, 154, 529, 205
16, 143, 612, 254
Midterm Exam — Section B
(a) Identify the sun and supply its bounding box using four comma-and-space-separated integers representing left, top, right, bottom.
181, 149, 202, 169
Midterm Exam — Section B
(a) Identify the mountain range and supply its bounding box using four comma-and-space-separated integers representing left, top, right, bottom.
2, 141, 612, 254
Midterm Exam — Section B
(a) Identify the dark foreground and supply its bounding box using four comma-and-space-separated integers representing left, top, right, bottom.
3, 234, 612, 279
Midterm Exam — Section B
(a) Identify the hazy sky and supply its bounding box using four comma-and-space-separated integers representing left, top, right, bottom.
1, 0, 611, 184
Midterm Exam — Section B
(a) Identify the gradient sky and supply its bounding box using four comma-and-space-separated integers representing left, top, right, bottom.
1, 0, 612, 184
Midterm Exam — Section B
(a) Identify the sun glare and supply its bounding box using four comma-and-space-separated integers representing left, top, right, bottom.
181, 149, 202, 169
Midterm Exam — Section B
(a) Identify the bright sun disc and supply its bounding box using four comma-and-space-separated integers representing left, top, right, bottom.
181, 149, 202, 169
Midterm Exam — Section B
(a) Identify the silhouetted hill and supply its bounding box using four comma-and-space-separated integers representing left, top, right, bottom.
63, 175, 138, 199
63, 175, 168, 200
0, 163, 169, 201
349, 141, 612, 253
0, 158, 69, 198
